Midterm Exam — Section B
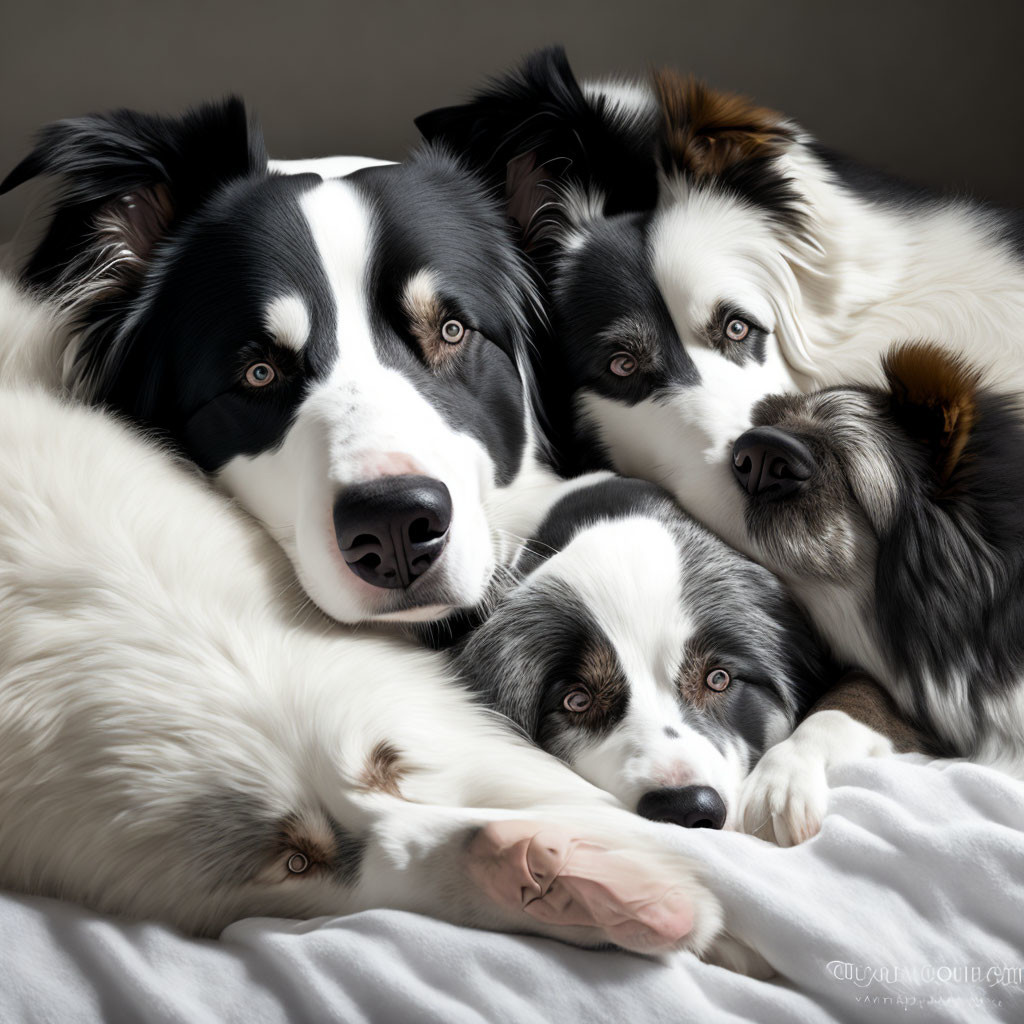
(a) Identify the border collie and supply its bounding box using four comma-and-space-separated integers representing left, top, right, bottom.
0, 99, 572, 626
417, 47, 1024, 515
455, 475, 827, 831
721, 343, 1024, 841
0, 339, 733, 959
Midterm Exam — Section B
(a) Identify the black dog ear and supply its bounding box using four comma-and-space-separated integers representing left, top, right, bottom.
416, 46, 658, 246
1, 98, 266, 299
882, 341, 982, 484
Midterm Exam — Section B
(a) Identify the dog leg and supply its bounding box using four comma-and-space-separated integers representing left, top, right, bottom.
346, 800, 723, 956
739, 673, 925, 846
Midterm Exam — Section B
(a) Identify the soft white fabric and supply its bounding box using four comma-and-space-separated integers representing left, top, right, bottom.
2, 755, 1022, 1024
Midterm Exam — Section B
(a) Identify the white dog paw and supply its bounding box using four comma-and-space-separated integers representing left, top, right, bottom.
739, 739, 829, 847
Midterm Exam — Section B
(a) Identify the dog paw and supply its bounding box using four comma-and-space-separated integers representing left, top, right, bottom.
739, 739, 829, 847
465, 820, 721, 954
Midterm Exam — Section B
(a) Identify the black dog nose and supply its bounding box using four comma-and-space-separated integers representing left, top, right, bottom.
732, 426, 815, 499
333, 475, 452, 589
636, 786, 727, 830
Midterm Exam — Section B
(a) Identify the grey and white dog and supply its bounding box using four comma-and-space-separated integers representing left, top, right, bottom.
455, 475, 829, 831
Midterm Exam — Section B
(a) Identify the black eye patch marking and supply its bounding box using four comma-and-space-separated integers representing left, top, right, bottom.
536, 639, 630, 760
676, 622, 793, 758
350, 155, 532, 486
550, 213, 700, 415
599, 315, 661, 384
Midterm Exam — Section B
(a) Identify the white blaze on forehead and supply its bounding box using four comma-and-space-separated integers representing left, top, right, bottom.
263, 294, 311, 352
535, 517, 687, 683
299, 179, 375, 368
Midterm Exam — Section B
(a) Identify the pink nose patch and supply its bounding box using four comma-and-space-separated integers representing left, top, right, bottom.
466, 820, 694, 954
359, 452, 423, 478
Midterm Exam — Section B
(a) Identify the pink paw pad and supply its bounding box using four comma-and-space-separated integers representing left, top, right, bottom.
466, 820, 693, 953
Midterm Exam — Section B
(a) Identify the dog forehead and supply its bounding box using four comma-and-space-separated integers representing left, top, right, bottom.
650, 191, 778, 328
298, 178, 374, 334
557, 215, 655, 325
533, 517, 689, 674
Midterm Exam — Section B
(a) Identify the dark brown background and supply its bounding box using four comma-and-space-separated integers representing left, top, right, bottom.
2, 0, 1022, 240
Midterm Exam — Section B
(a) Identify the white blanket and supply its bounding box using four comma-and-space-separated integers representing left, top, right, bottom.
2, 756, 1022, 1023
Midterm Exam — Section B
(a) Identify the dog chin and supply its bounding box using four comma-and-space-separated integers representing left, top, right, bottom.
743, 500, 856, 583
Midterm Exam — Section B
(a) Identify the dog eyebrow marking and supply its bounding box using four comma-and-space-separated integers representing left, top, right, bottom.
402, 268, 443, 336
402, 268, 464, 371
264, 294, 311, 352
359, 741, 409, 797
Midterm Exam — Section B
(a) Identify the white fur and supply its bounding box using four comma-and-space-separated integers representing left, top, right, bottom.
739, 710, 894, 847
585, 144, 1024, 566
529, 518, 749, 826
269, 156, 395, 178
0, 377, 727, 953
263, 294, 311, 352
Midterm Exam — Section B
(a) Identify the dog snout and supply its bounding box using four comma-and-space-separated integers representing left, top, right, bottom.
731, 426, 815, 499
636, 785, 727, 830
333, 475, 452, 589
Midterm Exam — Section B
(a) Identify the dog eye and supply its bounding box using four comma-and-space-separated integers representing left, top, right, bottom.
440, 320, 466, 345
563, 689, 592, 713
705, 668, 731, 692
244, 361, 276, 387
286, 852, 310, 874
609, 352, 637, 377
725, 319, 750, 342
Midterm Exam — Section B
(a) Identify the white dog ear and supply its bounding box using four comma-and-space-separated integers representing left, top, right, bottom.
883, 341, 982, 484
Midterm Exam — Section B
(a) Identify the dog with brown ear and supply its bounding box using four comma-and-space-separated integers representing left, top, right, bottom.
728, 341, 1024, 842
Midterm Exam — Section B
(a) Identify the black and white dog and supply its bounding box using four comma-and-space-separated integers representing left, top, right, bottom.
418, 48, 1024, 494
0, 100, 772, 966
455, 475, 827, 832
0, 357, 723, 956
1, 99, 569, 626
417, 49, 1016, 839
717, 343, 1024, 839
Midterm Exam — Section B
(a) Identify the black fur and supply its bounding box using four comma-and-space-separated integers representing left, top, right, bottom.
874, 390, 1024, 731
416, 46, 659, 235
3, 104, 535, 482
1, 98, 266, 291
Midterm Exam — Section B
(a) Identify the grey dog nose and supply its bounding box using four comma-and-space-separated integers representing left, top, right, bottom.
333, 475, 452, 589
636, 785, 727, 830
732, 426, 815, 499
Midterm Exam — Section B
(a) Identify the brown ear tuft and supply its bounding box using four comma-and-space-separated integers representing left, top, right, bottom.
653, 70, 793, 179
882, 341, 982, 483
